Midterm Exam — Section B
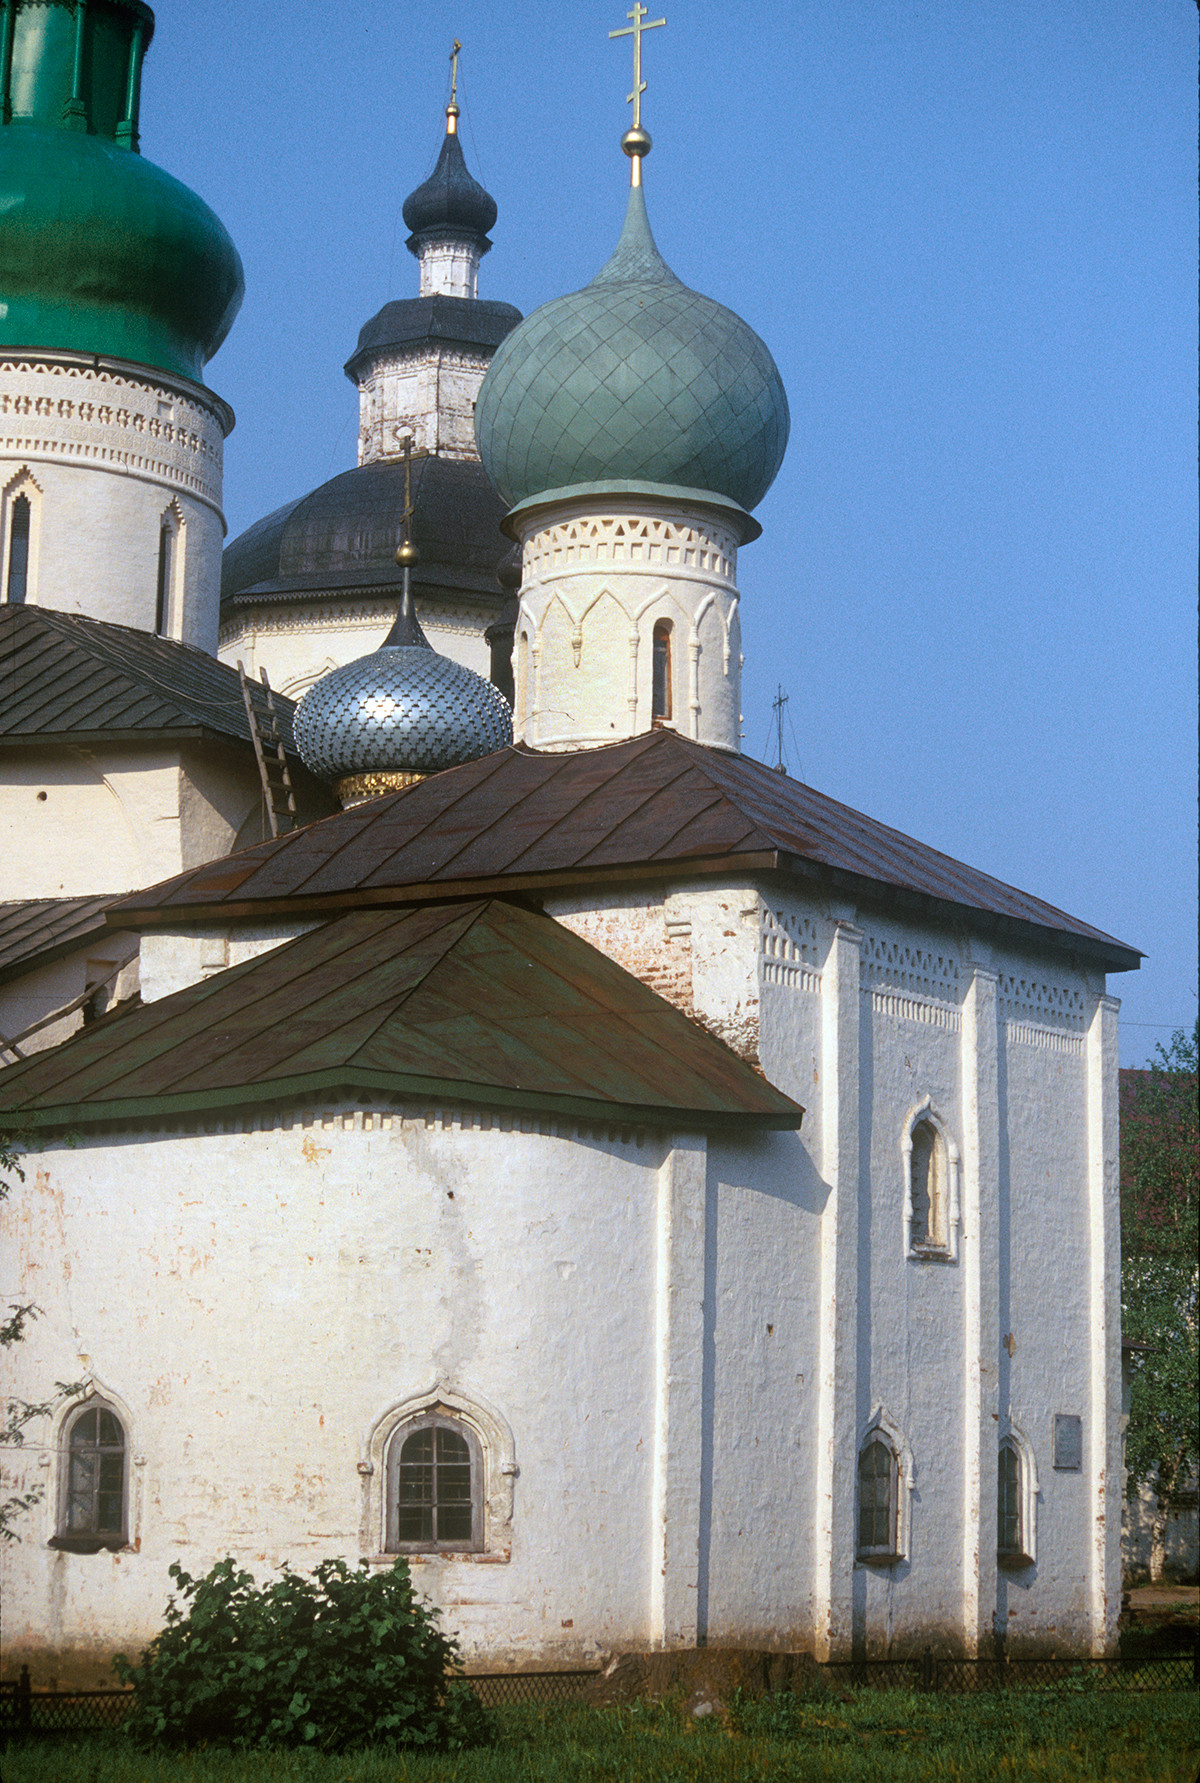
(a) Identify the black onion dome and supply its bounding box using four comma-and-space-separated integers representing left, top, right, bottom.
402, 129, 497, 245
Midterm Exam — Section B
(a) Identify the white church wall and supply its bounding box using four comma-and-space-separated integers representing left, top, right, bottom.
1, 351, 229, 652
138, 920, 324, 1003
700, 1128, 825, 1647
218, 594, 494, 702
0, 942, 139, 1061
0, 746, 265, 900
0, 1108, 693, 1683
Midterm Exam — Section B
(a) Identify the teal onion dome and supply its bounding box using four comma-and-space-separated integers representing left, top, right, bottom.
474, 186, 788, 521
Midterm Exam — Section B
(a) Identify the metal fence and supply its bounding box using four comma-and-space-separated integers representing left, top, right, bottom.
824, 1646, 1198, 1694
2, 1646, 1195, 1740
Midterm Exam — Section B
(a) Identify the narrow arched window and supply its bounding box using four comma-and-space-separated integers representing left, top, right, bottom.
386, 1415, 481, 1553
652, 620, 672, 722
857, 1437, 899, 1559
6, 495, 30, 604
155, 520, 175, 635
54, 1403, 127, 1551
908, 1118, 948, 1252
518, 630, 531, 726
997, 1438, 1034, 1565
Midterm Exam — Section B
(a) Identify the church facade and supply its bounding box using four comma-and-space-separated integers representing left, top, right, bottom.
0, 4, 1136, 1686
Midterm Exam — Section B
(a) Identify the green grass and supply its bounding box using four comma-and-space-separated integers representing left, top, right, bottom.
4, 1690, 1198, 1783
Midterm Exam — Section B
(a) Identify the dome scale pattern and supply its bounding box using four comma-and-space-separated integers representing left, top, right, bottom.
475, 187, 788, 516
294, 648, 512, 782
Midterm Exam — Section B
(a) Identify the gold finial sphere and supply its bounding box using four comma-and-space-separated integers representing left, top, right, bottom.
395, 540, 419, 568
621, 126, 652, 159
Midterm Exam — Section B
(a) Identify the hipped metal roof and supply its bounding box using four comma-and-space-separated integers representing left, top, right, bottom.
0, 897, 804, 1132
0, 896, 126, 988
0, 606, 299, 750
110, 729, 1140, 970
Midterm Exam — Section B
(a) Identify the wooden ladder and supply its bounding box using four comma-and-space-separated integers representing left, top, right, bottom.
237, 661, 298, 840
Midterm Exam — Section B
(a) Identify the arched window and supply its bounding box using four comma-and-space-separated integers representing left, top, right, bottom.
155, 516, 176, 635
5, 495, 30, 604
857, 1437, 899, 1559
652, 620, 673, 722
53, 1401, 127, 1552
386, 1415, 482, 1553
903, 1102, 960, 1259
518, 629, 531, 726
997, 1430, 1036, 1566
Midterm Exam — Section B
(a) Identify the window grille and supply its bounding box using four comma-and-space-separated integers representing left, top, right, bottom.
387, 1415, 482, 1552
857, 1437, 898, 1558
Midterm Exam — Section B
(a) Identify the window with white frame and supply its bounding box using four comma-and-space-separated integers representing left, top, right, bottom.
903, 1100, 960, 1259
386, 1414, 482, 1553
52, 1400, 127, 1552
856, 1410, 913, 1563
3, 471, 40, 606
997, 1428, 1037, 1566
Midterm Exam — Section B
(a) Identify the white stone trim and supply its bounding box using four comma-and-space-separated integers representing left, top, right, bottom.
0, 356, 227, 516
1, 462, 42, 605
998, 1420, 1039, 1566
360, 1383, 517, 1561
857, 1406, 915, 1563
901, 1095, 961, 1261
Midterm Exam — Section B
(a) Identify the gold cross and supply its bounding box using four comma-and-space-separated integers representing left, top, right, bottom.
449, 39, 462, 108
609, 3, 666, 132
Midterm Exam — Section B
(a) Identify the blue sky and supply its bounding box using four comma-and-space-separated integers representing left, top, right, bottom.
143, 1, 1196, 1064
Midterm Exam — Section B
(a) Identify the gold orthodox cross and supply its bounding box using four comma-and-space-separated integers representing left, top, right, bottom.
609, 3, 666, 132
449, 39, 462, 108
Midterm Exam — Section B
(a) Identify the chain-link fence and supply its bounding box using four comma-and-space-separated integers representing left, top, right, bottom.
823, 1647, 1198, 1694
3, 1647, 1195, 1741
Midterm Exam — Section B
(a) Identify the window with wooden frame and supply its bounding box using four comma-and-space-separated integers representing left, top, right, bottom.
52, 1402, 127, 1552
386, 1414, 482, 1553
857, 1437, 899, 1560
651, 619, 673, 723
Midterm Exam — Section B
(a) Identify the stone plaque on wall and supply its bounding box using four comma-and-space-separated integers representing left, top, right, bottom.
1052, 1413, 1083, 1471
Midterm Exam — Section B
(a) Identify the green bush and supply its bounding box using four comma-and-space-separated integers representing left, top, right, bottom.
113, 1555, 493, 1753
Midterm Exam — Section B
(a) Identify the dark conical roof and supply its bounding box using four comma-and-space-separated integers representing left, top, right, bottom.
403, 123, 497, 246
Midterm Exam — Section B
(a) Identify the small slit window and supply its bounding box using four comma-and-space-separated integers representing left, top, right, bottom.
857, 1437, 899, 1560
6, 494, 31, 604
52, 1403, 127, 1552
652, 620, 672, 722
155, 520, 175, 635
386, 1415, 482, 1553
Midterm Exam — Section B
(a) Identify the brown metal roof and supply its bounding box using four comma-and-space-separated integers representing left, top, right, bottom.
0, 896, 127, 987
0, 607, 300, 750
0, 898, 803, 1132
109, 730, 1139, 968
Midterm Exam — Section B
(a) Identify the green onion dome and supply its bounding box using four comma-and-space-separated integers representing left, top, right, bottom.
0, 1, 243, 385
474, 186, 788, 524
0, 125, 243, 384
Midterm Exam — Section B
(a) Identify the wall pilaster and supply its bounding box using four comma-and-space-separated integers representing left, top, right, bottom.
960, 963, 1000, 1655
650, 1132, 708, 1648
1085, 991, 1122, 1654
813, 915, 862, 1659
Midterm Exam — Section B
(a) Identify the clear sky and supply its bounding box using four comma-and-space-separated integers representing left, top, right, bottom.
142, 1, 1196, 1066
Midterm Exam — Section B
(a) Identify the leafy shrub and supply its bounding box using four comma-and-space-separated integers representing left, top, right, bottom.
114, 1555, 493, 1752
